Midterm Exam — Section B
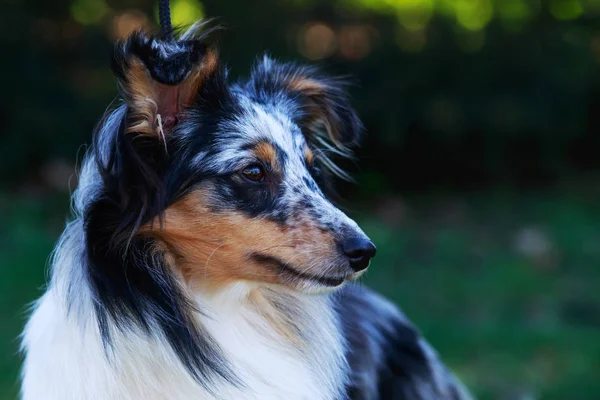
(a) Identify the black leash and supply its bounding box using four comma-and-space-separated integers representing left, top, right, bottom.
158, 0, 174, 40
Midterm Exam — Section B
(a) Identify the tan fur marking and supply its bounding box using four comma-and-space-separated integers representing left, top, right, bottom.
179, 48, 219, 106
123, 49, 219, 137
143, 186, 340, 291
287, 76, 327, 96
286, 76, 344, 145
304, 147, 314, 166
125, 59, 158, 136
254, 142, 279, 170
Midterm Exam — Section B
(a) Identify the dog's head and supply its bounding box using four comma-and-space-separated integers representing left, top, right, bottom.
86, 27, 375, 297
79, 25, 376, 384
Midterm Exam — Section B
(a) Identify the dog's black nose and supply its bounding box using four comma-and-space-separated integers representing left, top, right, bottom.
341, 237, 376, 272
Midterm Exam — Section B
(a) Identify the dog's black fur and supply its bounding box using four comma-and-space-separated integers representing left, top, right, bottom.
21, 25, 471, 400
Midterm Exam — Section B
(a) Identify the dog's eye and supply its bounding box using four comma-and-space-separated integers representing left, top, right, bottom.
242, 165, 265, 182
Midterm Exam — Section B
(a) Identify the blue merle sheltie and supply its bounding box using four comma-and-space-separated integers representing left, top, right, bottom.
20, 24, 472, 400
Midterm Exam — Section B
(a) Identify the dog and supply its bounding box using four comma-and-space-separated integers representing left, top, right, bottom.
20, 25, 472, 400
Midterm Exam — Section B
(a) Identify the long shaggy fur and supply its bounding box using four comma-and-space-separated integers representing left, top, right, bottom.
20, 25, 472, 400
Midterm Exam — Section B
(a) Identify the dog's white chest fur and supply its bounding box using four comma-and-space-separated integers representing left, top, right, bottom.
21, 283, 347, 400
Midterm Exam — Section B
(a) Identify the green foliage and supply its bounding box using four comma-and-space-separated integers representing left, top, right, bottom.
0, 194, 67, 399
356, 188, 600, 399
1, 0, 600, 189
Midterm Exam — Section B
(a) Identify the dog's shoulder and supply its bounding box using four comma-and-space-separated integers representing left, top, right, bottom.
334, 284, 472, 400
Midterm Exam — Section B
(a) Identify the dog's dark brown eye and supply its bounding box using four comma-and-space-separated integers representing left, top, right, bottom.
242, 165, 265, 182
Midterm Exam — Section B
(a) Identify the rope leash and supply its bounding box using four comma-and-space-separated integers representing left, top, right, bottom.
158, 0, 173, 40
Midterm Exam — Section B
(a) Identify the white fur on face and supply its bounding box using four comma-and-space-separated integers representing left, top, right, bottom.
201, 97, 365, 235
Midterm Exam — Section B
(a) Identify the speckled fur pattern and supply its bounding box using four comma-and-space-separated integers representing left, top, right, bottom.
20, 25, 472, 400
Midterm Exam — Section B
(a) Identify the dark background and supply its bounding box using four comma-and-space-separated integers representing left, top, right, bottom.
2, 0, 600, 398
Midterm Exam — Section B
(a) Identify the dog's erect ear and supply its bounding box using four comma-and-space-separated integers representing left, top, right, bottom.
112, 31, 219, 137
248, 57, 364, 150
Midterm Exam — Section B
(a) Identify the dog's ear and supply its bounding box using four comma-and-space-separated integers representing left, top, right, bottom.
112, 31, 219, 137
248, 57, 364, 150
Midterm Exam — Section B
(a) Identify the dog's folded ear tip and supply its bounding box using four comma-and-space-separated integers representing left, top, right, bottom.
113, 29, 216, 87
110, 27, 223, 138
248, 60, 364, 151
140, 52, 199, 86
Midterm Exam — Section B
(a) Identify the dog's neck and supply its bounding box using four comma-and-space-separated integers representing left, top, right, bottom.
189, 281, 348, 399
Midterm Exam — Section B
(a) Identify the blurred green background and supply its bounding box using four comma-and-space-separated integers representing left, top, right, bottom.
2, 0, 600, 398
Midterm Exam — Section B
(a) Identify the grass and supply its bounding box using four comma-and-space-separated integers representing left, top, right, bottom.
1, 187, 599, 399
357, 189, 600, 399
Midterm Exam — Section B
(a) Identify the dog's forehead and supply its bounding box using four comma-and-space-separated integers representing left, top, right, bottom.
192, 97, 311, 174
228, 99, 306, 155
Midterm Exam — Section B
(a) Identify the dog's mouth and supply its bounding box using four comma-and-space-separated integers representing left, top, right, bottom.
250, 253, 349, 287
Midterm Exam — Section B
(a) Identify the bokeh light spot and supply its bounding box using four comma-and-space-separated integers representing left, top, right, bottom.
395, 0, 435, 31
498, 0, 535, 32
338, 25, 373, 60
70, 0, 109, 25
298, 22, 337, 60
455, 0, 494, 31
549, 0, 584, 20
155, 0, 204, 27
112, 10, 150, 39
